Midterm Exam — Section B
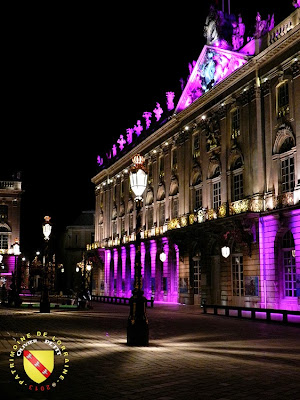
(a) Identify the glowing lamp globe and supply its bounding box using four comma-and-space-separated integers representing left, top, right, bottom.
159, 252, 167, 262
221, 246, 230, 258
43, 216, 52, 241
129, 154, 148, 200
13, 240, 21, 256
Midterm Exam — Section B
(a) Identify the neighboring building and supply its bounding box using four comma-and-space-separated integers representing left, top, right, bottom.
63, 211, 95, 292
0, 178, 23, 288
91, 3, 300, 310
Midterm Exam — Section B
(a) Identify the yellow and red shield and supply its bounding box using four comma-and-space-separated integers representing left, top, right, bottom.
23, 350, 54, 384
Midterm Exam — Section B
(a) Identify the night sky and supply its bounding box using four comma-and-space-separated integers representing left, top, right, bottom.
1, 1, 293, 258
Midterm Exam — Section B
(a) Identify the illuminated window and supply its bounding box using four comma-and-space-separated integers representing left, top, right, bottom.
232, 255, 244, 296
159, 156, 164, 179
195, 186, 202, 210
282, 231, 296, 297
281, 156, 294, 193
233, 173, 243, 201
171, 197, 178, 219
121, 218, 125, 236
193, 133, 200, 158
231, 108, 240, 139
193, 258, 201, 295
172, 149, 178, 171
277, 81, 289, 118
0, 205, 8, 221
0, 231, 8, 249
213, 180, 221, 210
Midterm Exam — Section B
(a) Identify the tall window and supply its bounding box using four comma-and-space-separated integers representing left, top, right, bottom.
213, 181, 221, 210
172, 149, 178, 172
232, 255, 244, 296
231, 108, 240, 139
193, 258, 201, 295
277, 81, 289, 118
159, 202, 165, 226
232, 156, 244, 201
195, 186, 202, 209
129, 214, 134, 235
193, 133, 200, 158
112, 220, 117, 238
171, 197, 178, 219
147, 207, 153, 229
233, 173, 243, 201
281, 156, 294, 193
0, 231, 8, 249
159, 156, 164, 179
0, 205, 8, 221
148, 163, 153, 185
282, 231, 296, 297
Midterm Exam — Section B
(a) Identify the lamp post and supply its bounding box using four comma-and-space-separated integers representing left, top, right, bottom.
40, 216, 52, 313
127, 154, 149, 346
11, 239, 21, 307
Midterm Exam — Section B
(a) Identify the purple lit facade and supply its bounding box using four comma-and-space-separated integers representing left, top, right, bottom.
175, 46, 248, 113
99, 238, 179, 302
0, 179, 22, 289
92, 4, 300, 311
259, 209, 300, 311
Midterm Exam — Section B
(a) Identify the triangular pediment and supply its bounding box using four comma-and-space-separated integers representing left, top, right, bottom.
175, 45, 248, 113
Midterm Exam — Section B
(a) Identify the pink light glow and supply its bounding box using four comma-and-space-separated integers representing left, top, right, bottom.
161, 237, 169, 278
150, 240, 157, 278
134, 120, 143, 137
175, 45, 248, 113
121, 246, 126, 280
117, 135, 126, 151
153, 102, 163, 121
141, 242, 145, 279
126, 128, 134, 144
105, 250, 111, 295
166, 91, 175, 111
130, 244, 135, 280
143, 112, 152, 129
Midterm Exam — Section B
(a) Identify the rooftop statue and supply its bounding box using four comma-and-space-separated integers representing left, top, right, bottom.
203, 5, 235, 49
293, 0, 300, 8
254, 12, 275, 38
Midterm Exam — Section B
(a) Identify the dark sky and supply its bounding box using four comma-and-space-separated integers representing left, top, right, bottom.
1, 1, 293, 258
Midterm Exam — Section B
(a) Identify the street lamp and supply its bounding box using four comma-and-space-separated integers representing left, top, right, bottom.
40, 216, 52, 313
43, 216, 52, 240
221, 246, 230, 258
10, 239, 21, 307
127, 154, 149, 346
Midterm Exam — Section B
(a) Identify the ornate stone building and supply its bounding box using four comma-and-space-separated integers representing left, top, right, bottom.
0, 178, 23, 288
91, 4, 300, 310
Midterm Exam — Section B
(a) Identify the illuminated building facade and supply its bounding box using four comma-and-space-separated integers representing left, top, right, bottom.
92, 3, 300, 310
0, 178, 23, 287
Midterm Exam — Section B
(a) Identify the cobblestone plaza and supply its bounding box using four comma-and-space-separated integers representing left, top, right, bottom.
0, 303, 299, 399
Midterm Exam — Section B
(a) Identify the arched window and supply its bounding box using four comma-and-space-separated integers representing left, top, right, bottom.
282, 230, 296, 297
273, 125, 296, 195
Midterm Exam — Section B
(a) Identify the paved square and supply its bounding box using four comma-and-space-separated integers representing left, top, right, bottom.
0, 303, 299, 399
